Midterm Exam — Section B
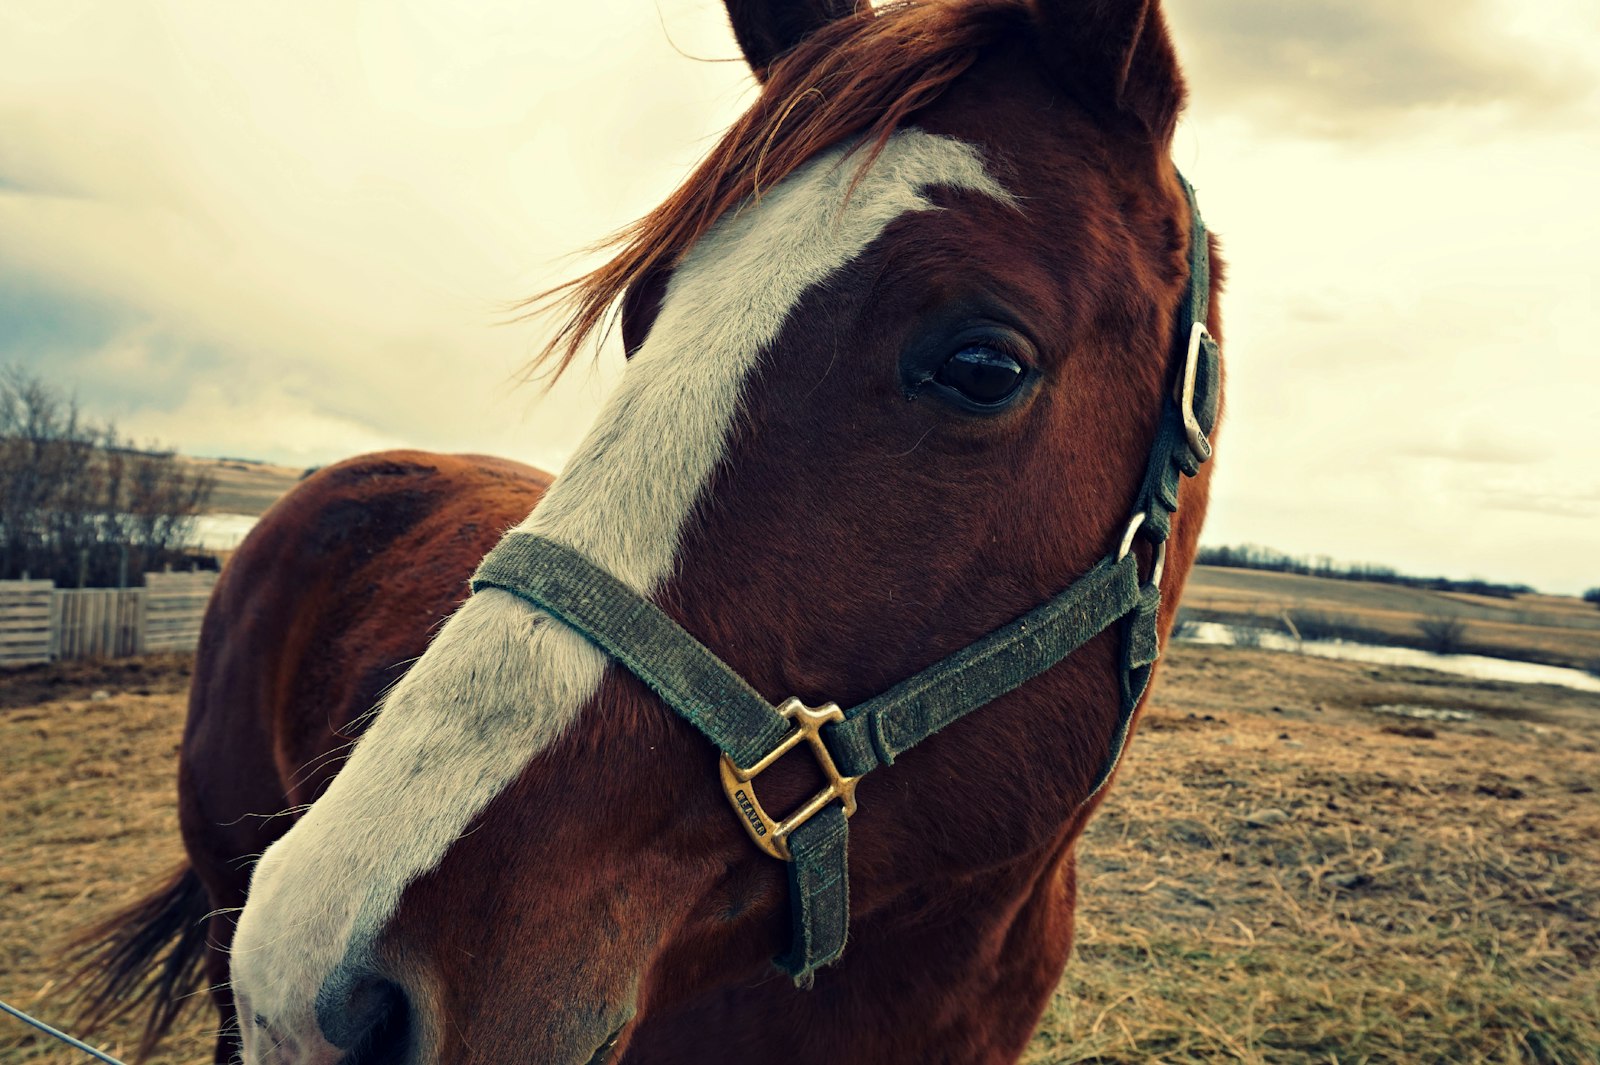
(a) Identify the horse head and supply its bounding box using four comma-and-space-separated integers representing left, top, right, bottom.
229, 1, 1220, 1061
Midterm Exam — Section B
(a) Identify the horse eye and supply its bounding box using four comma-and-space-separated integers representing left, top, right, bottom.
934, 345, 1027, 406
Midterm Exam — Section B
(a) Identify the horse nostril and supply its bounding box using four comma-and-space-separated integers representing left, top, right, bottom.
316, 967, 412, 1063
343, 981, 410, 1065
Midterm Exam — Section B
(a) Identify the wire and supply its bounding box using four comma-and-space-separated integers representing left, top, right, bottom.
0, 998, 127, 1065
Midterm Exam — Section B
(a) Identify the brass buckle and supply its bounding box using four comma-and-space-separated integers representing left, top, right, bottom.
1176, 321, 1214, 464
719, 698, 859, 861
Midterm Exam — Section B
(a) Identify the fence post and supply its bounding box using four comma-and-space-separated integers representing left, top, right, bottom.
0, 579, 58, 667
48, 587, 62, 661
136, 585, 150, 655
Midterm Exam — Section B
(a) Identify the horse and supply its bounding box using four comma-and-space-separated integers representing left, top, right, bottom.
71, 1, 1223, 1062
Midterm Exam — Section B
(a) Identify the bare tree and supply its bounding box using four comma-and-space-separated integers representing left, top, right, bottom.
0, 366, 214, 586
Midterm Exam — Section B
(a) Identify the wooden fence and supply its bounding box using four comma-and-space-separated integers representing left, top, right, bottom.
0, 579, 55, 668
145, 572, 219, 652
53, 587, 145, 660
0, 571, 218, 667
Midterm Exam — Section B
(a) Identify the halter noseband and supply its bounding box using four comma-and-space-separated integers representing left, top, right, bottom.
472, 172, 1219, 985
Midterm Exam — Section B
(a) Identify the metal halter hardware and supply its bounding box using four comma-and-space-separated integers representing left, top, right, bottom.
472, 171, 1219, 984
1117, 511, 1167, 588
719, 698, 860, 861
1178, 321, 1215, 464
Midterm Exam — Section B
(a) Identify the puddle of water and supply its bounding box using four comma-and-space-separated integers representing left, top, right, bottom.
193, 513, 259, 550
1370, 704, 1477, 722
1177, 621, 1600, 694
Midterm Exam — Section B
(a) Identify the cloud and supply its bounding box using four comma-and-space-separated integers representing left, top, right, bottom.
2, 0, 1598, 596
1476, 487, 1598, 519
0, 277, 130, 365
0, 0, 748, 467
0, 275, 622, 469
1399, 436, 1546, 467
1171, 0, 1596, 136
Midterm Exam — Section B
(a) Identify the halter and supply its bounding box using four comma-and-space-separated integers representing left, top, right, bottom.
472, 172, 1219, 985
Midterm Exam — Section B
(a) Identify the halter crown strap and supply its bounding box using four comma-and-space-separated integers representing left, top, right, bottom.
469, 169, 1217, 985
1132, 175, 1219, 544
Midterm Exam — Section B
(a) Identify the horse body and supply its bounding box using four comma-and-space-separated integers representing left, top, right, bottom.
74, 3, 1222, 1063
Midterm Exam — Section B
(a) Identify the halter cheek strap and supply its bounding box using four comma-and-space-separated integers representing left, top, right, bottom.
471, 173, 1219, 985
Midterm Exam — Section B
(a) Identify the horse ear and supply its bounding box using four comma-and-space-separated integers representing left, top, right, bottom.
1030, 0, 1186, 143
619, 263, 671, 360
724, 0, 863, 81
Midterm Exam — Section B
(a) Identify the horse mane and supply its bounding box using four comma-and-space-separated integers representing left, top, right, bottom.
523, 0, 1031, 380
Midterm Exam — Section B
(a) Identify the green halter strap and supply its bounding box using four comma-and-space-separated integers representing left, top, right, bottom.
471, 172, 1219, 985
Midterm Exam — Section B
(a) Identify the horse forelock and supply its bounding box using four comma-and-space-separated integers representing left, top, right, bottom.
524, 0, 1034, 380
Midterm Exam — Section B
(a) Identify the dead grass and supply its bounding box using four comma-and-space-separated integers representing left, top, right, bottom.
175, 456, 302, 516
1031, 646, 1600, 1065
0, 664, 210, 1065
3, 646, 1599, 1064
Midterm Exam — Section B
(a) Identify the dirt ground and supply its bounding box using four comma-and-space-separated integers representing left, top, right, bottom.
3, 645, 1598, 1064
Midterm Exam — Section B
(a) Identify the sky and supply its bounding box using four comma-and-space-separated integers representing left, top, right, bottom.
1, 0, 1597, 594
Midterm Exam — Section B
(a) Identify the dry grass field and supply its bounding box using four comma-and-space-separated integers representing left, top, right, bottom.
177, 457, 304, 516
1184, 567, 1600, 673
3, 645, 1599, 1065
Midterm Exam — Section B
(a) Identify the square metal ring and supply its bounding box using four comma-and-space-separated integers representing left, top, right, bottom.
719, 697, 860, 861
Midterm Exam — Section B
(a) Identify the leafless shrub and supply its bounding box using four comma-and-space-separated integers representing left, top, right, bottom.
1287, 608, 1365, 643
0, 366, 214, 587
1417, 610, 1468, 655
1230, 620, 1266, 649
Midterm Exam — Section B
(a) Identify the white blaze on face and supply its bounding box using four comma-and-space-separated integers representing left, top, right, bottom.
229, 130, 1012, 1060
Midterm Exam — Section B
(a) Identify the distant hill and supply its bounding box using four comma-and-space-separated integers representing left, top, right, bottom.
177, 456, 305, 516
